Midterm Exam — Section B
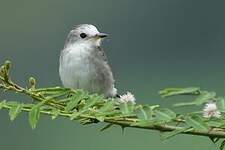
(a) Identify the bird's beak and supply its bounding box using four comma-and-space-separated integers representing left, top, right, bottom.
95, 33, 108, 38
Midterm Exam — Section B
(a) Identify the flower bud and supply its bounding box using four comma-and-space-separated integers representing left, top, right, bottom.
0, 66, 5, 76
4, 60, 11, 71
29, 77, 36, 89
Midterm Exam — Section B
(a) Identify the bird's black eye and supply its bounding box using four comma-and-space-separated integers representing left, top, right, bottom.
80, 33, 87, 38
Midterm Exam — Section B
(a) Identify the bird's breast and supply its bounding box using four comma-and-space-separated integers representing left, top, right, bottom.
59, 46, 96, 89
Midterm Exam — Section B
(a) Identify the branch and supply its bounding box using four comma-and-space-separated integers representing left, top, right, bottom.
1, 60, 225, 149
2, 101, 225, 139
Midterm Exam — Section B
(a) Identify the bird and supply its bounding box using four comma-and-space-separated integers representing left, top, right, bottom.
59, 24, 117, 97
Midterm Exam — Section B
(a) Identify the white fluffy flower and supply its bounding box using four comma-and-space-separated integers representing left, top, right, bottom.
118, 92, 136, 104
203, 102, 221, 118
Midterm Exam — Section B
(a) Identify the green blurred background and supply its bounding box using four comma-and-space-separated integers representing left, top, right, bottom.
0, 0, 225, 149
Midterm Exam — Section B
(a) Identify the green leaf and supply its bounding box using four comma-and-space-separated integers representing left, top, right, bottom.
207, 121, 223, 128
217, 97, 225, 111
70, 112, 81, 120
159, 87, 200, 98
194, 91, 216, 105
160, 127, 190, 140
29, 105, 41, 129
173, 102, 196, 107
7, 101, 19, 106
79, 118, 92, 125
9, 104, 23, 121
65, 90, 87, 111
96, 116, 105, 122
0, 100, 6, 109
46, 90, 70, 99
149, 105, 160, 110
100, 123, 114, 132
96, 101, 118, 117
174, 91, 216, 107
155, 108, 176, 122
82, 94, 102, 110
209, 137, 220, 144
51, 108, 60, 120
34, 87, 70, 93
220, 140, 225, 150
185, 115, 208, 131
98, 100, 115, 113
135, 105, 152, 120
119, 102, 135, 115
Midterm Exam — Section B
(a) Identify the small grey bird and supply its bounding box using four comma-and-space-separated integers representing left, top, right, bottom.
59, 24, 117, 97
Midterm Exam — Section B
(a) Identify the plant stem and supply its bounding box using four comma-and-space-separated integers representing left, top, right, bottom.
1, 61, 225, 140
2, 102, 225, 138
105, 119, 225, 138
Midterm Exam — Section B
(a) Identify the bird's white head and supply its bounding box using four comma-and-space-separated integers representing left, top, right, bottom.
64, 24, 108, 48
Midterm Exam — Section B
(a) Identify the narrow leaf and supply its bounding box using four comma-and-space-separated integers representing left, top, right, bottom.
217, 97, 225, 111
34, 87, 70, 92
100, 123, 114, 132
207, 121, 223, 128
209, 137, 220, 144
135, 105, 152, 120
46, 91, 70, 99
174, 91, 216, 107
159, 87, 200, 98
7, 101, 18, 106
173, 102, 196, 107
96, 116, 105, 122
82, 95, 102, 110
0, 100, 6, 109
194, 91, 216, 105
98, 100, 115, 113
160, 127, 190, 140
29, 105, 41, 129
155, 108, 176, 122
9, 104, 23, 121
220, 140, 225, 150
51, 108, 60, 120
79, 118, 92, 125
65, 90, 87, 111
119, 102, 135, 115
185, 115, 208, 131
70, 112, 81, 120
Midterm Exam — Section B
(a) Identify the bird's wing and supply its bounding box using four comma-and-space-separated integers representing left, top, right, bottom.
96, 46, 118, 97
97, 46, 108, 62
